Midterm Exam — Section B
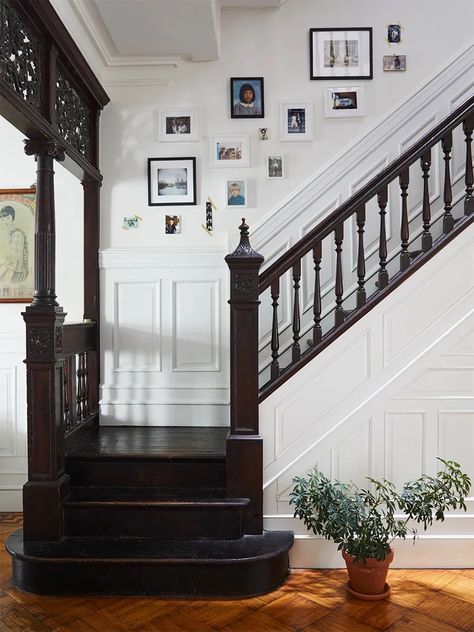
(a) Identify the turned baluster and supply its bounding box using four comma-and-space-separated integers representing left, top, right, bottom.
463, 113, 474, 215
421, 150, 433, 251
441, 131, 454, 233
270, 279, 280, 381
76, 352, 85, 421
83, 352, 89, 418
312, 242, 323, 344
356, 207, 366, 308
399, 168, 410, 271
63, 357, 72, 432
334, 223, 344, 326
292, 261, 301, 363
378, 186, 389, 289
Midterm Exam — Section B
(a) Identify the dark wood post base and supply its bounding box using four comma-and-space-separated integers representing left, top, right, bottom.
227, 435, 263, 535
23, 474, 70, 542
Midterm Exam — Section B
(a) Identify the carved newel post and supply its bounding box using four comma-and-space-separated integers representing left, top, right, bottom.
22, 139, 69, 542
225, 219, 264, 534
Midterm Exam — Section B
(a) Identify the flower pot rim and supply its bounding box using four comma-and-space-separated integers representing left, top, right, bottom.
342, 547, 394, 567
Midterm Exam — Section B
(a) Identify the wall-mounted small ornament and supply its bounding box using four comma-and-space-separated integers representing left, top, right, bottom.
387, 24, 401, 44
258, 128, 269, 141
122, 214, 142, 230
165, 215, 181, 234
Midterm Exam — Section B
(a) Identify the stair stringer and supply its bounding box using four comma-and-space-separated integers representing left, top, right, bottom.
260, 223, 474, 568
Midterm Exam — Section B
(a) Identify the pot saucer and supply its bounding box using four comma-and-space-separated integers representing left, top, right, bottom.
347, 582, 391, 601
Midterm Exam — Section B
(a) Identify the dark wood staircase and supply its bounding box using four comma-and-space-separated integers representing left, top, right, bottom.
7, 426, 293, 596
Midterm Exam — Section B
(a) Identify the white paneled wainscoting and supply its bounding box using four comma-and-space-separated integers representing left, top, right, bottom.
261, 223, 474, 568
99, 248, 230, 426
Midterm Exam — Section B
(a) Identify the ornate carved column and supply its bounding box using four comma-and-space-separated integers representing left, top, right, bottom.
22, 138, 69, 542
225, 219, 264, 534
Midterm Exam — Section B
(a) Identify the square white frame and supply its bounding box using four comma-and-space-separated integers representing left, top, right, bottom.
280, 103, 313, 141
210, 135, 250, 168
159, 110, 199, 142
225, 179, 248, 209
324, 85, 365, 118
266, 155, 285, 179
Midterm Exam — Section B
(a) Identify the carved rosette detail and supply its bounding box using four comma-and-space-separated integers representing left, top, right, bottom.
233, 273, 256, 297
28, 328, 52, 359
24, 139, 65, 161
0, 0, 41, 108
55, 62, 91, 159
55, 327, 63, 354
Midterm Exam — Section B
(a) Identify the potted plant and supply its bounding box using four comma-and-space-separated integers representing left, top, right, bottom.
289, 458, 471, 600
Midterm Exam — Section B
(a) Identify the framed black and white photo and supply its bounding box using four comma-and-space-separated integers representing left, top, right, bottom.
266, 155, 285, 179
310, 28, 373, 80
383, 55, 406, 72
230, 77, 264, 119
225, 179, 247, 208
210, 136, 250, 167
159, 110, 198, 142
280, 103, 313, 141
387, 24, 401, 44
324, 85, 365, 118
147, 157, 196, 206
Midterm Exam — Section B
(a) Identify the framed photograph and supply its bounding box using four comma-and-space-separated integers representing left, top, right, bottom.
230, 77, 264, 119
210, 136, 250, 167
266, 155, 285, 179
225, 179, 247, 208
309, 28, 373, 80
280, 103, 313, 141
147, 157, 196, 206
165, 215, 181, 234
324, 85, 365, 118
0, 188, 35, 303
387, 24, 401, 44
159, 110, 198, 142
383, 55, 406, 71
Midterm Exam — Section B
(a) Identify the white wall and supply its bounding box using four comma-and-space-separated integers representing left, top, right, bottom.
0, 116, 84, 510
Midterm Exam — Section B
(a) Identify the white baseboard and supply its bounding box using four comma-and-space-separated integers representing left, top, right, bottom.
0, 487, 23, 512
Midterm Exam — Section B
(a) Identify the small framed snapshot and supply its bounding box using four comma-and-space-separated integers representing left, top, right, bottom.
324, 85, 365, 118
230, 77, 264, 119
280, 103, 313, 141
309, 28, 373, 80
266, 155, 285, 179
210, 135, 250, 167
159, 110, 198, 142
387, 24, 401, 44
226, 179, 247, 208
165, 215, 181, 234
383, 54, 406, 72
0, 188, 35, 303
148, 157, 196, 206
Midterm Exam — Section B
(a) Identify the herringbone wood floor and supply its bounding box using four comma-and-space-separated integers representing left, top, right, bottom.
1, 514, 473, 631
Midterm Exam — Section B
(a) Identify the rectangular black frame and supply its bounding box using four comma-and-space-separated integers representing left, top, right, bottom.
309, 28, 373, 80
230, 77, 265, 119
147, 157, 197, 207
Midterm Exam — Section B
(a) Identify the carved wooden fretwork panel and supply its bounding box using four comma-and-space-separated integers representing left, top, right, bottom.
0, 0, 41, 108
55, 62, 91, 159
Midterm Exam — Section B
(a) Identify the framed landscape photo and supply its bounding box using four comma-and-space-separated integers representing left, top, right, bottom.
383, 55, 406, 72
310, 28, 373, 80
230, 77, 264, 119
280, 103, 313, 141
225, 179, 247, 208
266, 155, 285, 179
159, 110, 198, 142
210, 135, 250, 167
148, 157, 196, 206
0, 187, 35, 303
324, 85, 365, 118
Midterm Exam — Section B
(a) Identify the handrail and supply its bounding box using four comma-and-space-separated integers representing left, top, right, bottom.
259, 95, 474, 293
62, 322, 97, 356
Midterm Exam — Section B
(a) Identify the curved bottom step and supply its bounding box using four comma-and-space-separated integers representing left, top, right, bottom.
6, 529, 294, 598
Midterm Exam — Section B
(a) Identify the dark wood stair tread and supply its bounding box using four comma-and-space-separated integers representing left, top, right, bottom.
65, 486, 227, 500
66, 426, 229, 460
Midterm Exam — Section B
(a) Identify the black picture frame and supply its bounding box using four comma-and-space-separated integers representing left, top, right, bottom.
147, 157, 197, 206
230, 77, 265, 119
309, 28, 373, 80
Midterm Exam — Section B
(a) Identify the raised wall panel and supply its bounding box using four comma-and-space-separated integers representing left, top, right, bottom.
438, 411, 474, 484
330, 419, 372, 488
171, 280, 220, 372
402, 369, 474, 399
385, 412, 426, 489
0, 367, 16, 457
113, 281, 162, 372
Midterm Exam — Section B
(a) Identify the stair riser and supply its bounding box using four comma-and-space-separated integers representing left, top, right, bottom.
66, 459, 226, 488
11, 552, 291, 597
64, 506, 243, 539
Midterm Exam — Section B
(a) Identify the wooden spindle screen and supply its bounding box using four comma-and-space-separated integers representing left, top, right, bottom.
256, 97, 474, 400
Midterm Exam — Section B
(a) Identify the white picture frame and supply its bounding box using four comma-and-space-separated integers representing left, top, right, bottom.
225, 179, 248, 208
159, 110, 198, 142
324, 85, 365, 118
210, 135, 250, 168
280, 103, 313, 141
266, 155, 285, 179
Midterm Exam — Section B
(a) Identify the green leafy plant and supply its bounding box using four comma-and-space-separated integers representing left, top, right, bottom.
289, 458, 471, 562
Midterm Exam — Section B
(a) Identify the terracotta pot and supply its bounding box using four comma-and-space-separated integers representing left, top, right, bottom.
342, 548, 394, 599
